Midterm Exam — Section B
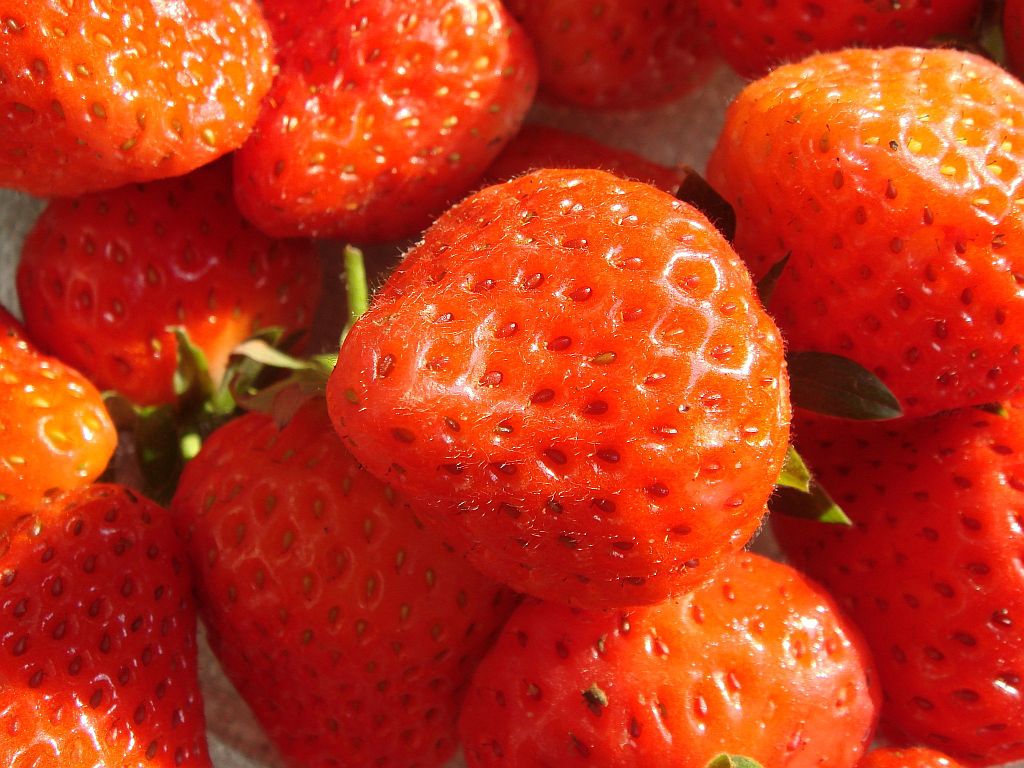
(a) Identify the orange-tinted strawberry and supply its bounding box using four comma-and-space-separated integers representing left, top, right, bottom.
0, 0, 274, 197
505, 0, 715, 109
0, 309, 116, 524
233, 0, 537, 242
328, 169, 790, 608
860, 747, 964, 768
171, 398, 516, 768
16, 160, 321, 406
483, 124, 687, 193
460, 553, 879, 768
0, 484, 209, 767
708, 47, 1024, 418
773, 406, 1024, 765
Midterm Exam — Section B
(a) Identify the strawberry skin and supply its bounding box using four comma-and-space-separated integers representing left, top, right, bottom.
233, 0, 538, 242
708, 47, 1024, 418
0, 484, 209, 767
0, 325, 117, 524
16, 159, 321, 406
483, 124, 687, 193
460, 552, 879, 768
0, 0, 274, 197
860, 747, 964, 768
698, 0, 981, 79
773, 407, 1024, 765
171, 398, 517, 768
328, 169, 790, 608
504, 0, 715, 109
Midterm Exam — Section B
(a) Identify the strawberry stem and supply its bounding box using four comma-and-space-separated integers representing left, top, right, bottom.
341, 244, 369, 343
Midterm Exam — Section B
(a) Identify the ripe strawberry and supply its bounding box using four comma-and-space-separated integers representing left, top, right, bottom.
171, 397, 517, 768
483, 124, 687, 193
0, 484, 209, 767
773, 406, 1024, 765
328, 168, 790, 608
1006, 0, 1024, 79
0, 0, 274, 197
698, 0, 981, 80
459, 552, 879, 768
708, 47, 1024, 419
0, 310, 117, 524
504, 0, 715, 110
16, 159, 321, 407
232, 0, 538, 242
860, 747, 964, 768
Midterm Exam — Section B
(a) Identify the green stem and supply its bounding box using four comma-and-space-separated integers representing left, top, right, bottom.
341, 245, 369, 344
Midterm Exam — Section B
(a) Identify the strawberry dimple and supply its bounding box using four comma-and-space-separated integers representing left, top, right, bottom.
329, 169, 790, 608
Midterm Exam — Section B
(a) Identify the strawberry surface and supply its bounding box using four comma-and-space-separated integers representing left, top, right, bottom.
0, 0, 274, 197
0, 323, 116, 525
233, 0, 537, 242
708, 47, 1024, 419
16, 160, 321, 406
483, 124, 686, 193
773, 406, 1024, 765
328, 168, 790, 608
459, 552, 879, 768
0, 484, 209, 767
860, 747, 964, 768
171, 398, 517, 768
504, 0, 715, 110
698, 0, 981, 79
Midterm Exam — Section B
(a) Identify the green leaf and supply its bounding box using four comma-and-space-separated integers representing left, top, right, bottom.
232, 339, 314, 371
170, 326, 214, 400
776, 446, 811, 492
771, 480, 853, 526
787, 350, 902, 420
977, 402, 1010, 418
755, 253, 789, 306
675, 166, 736, 242
133, 404, 185, 507
705, 755, 765, 768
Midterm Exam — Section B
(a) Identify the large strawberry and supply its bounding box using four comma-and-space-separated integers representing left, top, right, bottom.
328, 168, 790, 608
233, 0, 537, 242
860, 747, 964, 768
0, 0, 274, 197
171, 397, 517, 768
0, 484, 209, 767
0, 307, 117, 524
773, 406, 1024, 765
459, 552, 879, 768
698, 0, 982, 80
708, 47, 1024, 418
504, 0, 715, 110
16, 159, 321, 407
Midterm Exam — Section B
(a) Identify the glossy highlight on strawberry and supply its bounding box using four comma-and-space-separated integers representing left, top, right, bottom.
328, 168, 790, 608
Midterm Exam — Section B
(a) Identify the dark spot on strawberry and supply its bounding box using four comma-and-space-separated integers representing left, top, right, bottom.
521, 273, 544, 290
479, 370, 503, 386
591, 351, 616, 365
443, 416, 459, 432
531, 388, 555, 404
472, 278, 496, 292
569, 286, 592, 302
442, 463, 464, 475
500, 503, 521, 519
582, 399, 608, 415
391, 427, 415, 444
547, 335, 572, 351
592, 498, 615, 514
376, 354, 395, 378
544, 448, 567, 465
570, 734, 590, 758
596, 448, 619, 463
612, 540, 634, 551
992, 608, 1013, 627
494, 321, 518, 338
435, 312, 453, 323
953, 631, 977, 646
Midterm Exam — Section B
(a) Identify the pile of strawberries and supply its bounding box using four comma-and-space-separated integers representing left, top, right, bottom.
3, 2, 1024, 768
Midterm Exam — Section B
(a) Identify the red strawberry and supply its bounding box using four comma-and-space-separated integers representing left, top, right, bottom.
1006, 0, 1024, 79
504, 0, 716, 109
0, 0, 274, 197
171, 397, 517, 768
328, 168, 790, 608
483, 124, 687, 193
708, 47, 1024, 418
232, 0, 538, 242
0, 311, 117, 524
459, 552, 879, 768
16, 159, 321, 407
860, 747, 964, 768
773, 406, 1024, 765
698, 0, 981, 80
0, 484, 209, 767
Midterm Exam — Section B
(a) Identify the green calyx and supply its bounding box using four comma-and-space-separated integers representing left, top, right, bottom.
705, 755, 764, 768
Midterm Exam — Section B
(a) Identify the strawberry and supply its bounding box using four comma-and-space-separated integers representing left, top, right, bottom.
328, 168, 790, 608
772, 406, 1024, 765
0, 484, 209, 767
697, 0, 982, 80
459, 552, 879, 768
708, 47, 1024, 419
504, 0, 716, 109
0, 308, 117, 524
16, 159, 321, 407
483, 124, 687, 193
171, 397, 517, 768
0, 0, 274, 197
232, 0, 538, 242
860, 747, 964, 768
1006, 0, 1024, 79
